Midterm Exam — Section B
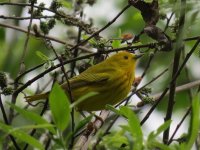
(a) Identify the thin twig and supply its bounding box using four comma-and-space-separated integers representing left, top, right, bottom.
0, 2, 94, 34
69, 4, 131, 52
1, 21, 200, 54
0, 15, 56, 20
70, 11, 83, 77
182, 49, 193, 102
0, 95, 20, 150
137, 68, 169, 92
141, 50, 157, 78
45, 39, 73, 103
19, 1, 34, 74
164, 12, 174, 32
153, 80, 200, 99
0, 22, 91, 52
167, 107, 191, 145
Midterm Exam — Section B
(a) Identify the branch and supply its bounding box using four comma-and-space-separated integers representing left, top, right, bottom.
140, 38, 200, 125
141, 49, 157, 78
0, 22, 91, 52
69, 4, 131, 51
0, 15, 56, 20
92, 115, 119, 149
137, 67, 169, 92
73, 110, 110, 150
153, 80, 200, 99
0, 2, 95, 34
164, 12, 174, 32
163, 0, 186, 143
1, 22, 200, 54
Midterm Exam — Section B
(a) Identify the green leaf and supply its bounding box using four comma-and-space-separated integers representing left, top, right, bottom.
0, 122, 44, 150
182, 94, 200, 149
7, 102, 56, 134
119, 106, 143, 150
70, 92, 98, 109
82, 34, 97, 46
49, 82, 71, 131
112, 39, 121, 48
148, 120, 172, 140
36, 51, 49, 61
150, 141, 172, 150
147, 120, 172, 150
60, 0, 72, 8
101, 130, 129, 149
105, 104, 121, 115
11, 124, 55, 131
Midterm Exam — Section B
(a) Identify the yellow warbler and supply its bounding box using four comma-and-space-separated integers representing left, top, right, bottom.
26, 51, 142, 111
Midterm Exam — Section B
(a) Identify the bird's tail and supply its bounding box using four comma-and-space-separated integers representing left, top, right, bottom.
25, 92, 49, 102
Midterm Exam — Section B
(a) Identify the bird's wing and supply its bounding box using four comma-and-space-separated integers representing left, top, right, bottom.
61, 72, 110, 90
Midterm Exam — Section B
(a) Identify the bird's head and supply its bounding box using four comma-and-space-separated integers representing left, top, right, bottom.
108, 51, 143, 69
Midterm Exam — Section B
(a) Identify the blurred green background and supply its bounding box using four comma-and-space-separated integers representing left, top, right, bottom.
0, 0, 200, 145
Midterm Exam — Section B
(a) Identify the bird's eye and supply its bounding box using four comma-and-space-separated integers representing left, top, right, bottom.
124, 55, 128, 59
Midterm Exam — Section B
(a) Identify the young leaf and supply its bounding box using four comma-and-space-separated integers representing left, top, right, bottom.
60, 0, 72, 8
0, 122, 44, 150
119, 106, 143, 150
148, 120, 172, 140
147, 120, 172, 150
7, 102, 56, 134
82, 34, 97, 46
112, 40, 121, 48
36, 51, 49, 61
49, 82, 71, 131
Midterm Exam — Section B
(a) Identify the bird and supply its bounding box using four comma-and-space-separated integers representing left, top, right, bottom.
25, 51, 143, 111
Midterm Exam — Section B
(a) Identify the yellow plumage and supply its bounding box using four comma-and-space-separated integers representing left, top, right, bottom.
26, 51, 141, 111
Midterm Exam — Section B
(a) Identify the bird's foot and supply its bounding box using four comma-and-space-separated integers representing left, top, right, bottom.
133, 76, 142, 87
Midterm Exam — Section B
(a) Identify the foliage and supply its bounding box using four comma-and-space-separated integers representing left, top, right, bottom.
0, 0, 200, 149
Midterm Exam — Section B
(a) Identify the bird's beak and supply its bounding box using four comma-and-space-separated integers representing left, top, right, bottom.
134, 53, 144, 59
